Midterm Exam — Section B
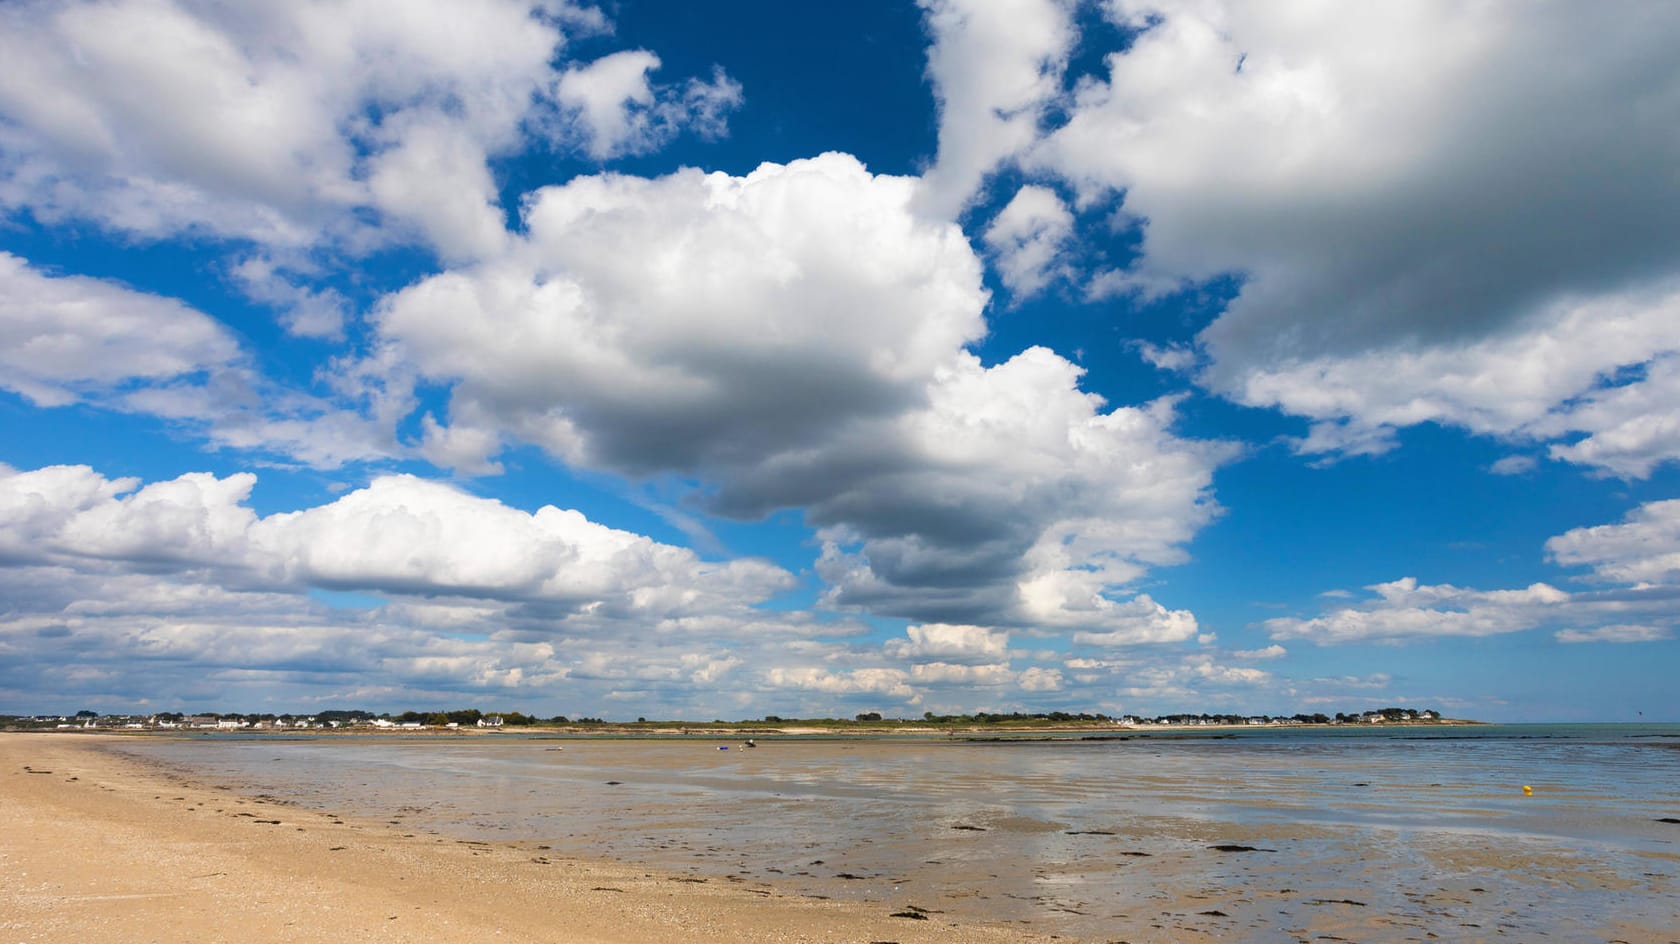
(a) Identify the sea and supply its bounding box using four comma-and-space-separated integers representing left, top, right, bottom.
113, 723, 1680, 942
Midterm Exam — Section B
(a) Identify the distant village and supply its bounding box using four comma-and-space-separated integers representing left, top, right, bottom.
3, 706, 1447, 732
1121, 707, 1443, 726
907, 707, 1445, 727
1, 708, 538, 731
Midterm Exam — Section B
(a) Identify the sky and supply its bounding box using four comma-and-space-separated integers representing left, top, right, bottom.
2, 0, 1678, 723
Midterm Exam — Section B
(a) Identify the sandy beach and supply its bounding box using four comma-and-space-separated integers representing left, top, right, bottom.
0, 733, 1066, 944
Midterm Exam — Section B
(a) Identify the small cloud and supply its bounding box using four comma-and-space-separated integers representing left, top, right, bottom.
1307, 672, 1392, 690
1233, 644, 1287, 660
1489, 455, 1537, 476
982, 185, 1074, 299
554, 51, 742, 160
1017, 666, 1064, 692
1292, 419, 1399, 461
1131, 340, 1198, 373
1196, 632, 1218, 646
1554, 624, 1673, 644
229, 255, 348, 341
1085, 267, 1187, 303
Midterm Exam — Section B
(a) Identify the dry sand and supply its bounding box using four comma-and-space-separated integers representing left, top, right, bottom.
0, 733, 1069, 944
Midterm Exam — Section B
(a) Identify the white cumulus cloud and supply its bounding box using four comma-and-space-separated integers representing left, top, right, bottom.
0, 0, 728, 260
0, 252, 241, 407
374, 154, 1229, 636
1546, 500, 1680, 586
378, 153, 988, 477
1020, 1, 1680, 475
1264, 577, 1568, 645
884, 623, 1010, 664
765, 666, 914, 699
0, 464, 792, 615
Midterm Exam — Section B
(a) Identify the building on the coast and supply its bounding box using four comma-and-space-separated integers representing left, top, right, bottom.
477, 716, 504, 727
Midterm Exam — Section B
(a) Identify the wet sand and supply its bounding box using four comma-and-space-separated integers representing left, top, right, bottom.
0, 734, 1062, 943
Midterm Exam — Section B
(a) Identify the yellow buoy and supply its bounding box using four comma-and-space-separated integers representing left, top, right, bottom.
1522, 785, 1533, 796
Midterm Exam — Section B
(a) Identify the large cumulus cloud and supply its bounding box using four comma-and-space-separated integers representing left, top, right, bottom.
373, 154, 1228, 637
380, 153, 988, 476
993, 0, 1680, 475
811, 349, 1221, 635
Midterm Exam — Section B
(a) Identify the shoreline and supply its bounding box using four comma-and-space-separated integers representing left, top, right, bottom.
0, 733, 1069, 943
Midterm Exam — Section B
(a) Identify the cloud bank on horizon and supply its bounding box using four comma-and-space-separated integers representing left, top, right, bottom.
2, 0, 1677, 721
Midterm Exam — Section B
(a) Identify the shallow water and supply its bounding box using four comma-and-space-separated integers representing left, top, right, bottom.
117, 726, 1680, 942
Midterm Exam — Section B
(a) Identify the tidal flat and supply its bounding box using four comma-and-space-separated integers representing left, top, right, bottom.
93, 724, 1680, 942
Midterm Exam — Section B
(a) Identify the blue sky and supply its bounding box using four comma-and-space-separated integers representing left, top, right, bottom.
3, 0, 1678, 722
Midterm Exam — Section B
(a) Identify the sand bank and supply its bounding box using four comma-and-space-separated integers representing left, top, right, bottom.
0, 733, 1065, 944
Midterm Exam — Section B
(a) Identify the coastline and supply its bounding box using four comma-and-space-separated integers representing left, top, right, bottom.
0, 733, 1068, 944
6, 716, 1485, 740
7, 728, 1675, 943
